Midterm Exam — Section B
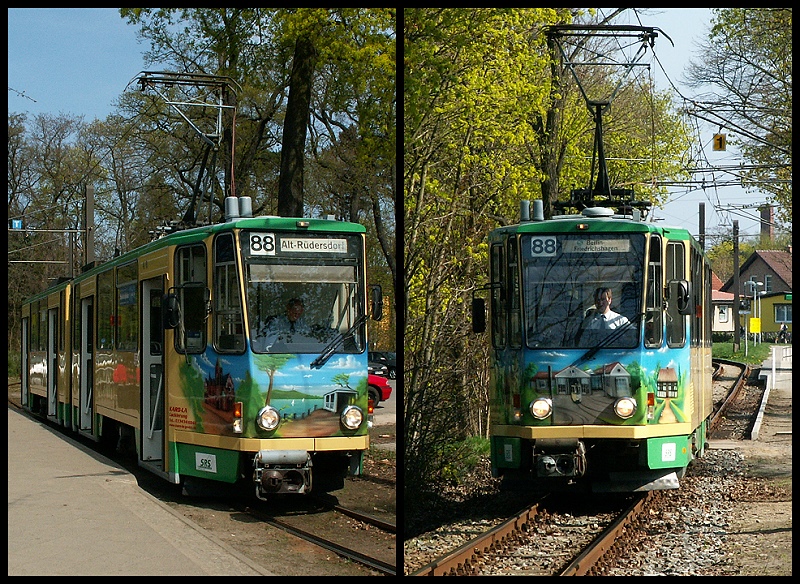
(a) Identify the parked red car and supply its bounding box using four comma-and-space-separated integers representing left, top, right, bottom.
368, 374, 392, 406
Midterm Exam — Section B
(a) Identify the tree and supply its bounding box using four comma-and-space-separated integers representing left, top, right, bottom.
684, 8, 792, 225
8, 9, 396, 370
279, 34, 316, 217
120, 8, 397, 303
121, 8, 395, 224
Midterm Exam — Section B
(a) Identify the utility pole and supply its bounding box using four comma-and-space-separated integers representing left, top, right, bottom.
84, 184, 95, 268
698, 203, 705, 251
732, 221, 740, 352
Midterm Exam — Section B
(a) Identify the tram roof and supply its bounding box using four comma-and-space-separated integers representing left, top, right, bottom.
492, 214, 693, 240
22, 216, 366, 303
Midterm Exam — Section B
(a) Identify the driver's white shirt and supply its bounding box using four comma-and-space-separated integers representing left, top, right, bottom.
585, 309, 630, 330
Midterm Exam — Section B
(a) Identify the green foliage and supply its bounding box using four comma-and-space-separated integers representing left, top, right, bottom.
438, 436, 491, 485
712, 340, 774, 366
701, 9, 792, 225
705, 239, 757, 284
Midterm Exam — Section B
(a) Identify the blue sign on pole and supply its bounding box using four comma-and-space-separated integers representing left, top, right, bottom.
12, 219, 23, 229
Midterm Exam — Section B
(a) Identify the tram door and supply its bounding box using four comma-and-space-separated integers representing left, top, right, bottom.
21, 317, 29, 407
142, 278, 165, 463
47, 308, 58, 418
79, 297, 94, 433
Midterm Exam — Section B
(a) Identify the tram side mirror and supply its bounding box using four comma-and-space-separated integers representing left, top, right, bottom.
371, 284, 383, 321
162, 293, 180, 329
668, 280, 692, 315
205, 287, 213, 320
472, 297, 486, 333
183, 286, 206, 331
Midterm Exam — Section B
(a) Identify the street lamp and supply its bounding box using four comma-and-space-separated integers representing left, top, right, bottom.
755, 282, 764, 344
742, 282, 752, 356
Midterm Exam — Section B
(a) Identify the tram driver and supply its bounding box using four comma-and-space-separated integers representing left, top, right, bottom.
265, 298, 311, 336
575, 287, 631, 345
252, 297, 338, 351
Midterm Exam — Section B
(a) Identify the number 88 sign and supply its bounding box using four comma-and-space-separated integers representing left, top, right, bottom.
530, 236, 557, 257
249, 232, 276, 255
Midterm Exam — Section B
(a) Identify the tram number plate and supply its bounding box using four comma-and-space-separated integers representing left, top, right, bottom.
529, 236, 557, 257
248, 233, 277, 255
195, 452, 218, 473
661, 442, 677, 462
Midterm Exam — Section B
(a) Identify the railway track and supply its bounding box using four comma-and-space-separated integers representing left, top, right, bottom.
244, 503, 396, 575
408, 493, 649, 576
406, 358, 763, 576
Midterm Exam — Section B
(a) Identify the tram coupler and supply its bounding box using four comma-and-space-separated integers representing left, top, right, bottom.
253, 450, 312, 499
534, 439, 587, 478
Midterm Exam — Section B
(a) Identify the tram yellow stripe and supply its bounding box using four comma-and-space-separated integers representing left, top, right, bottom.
493, 423, 694, 440
172, 430, 368, 451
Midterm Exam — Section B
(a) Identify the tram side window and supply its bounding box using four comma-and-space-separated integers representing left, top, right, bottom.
72, 284, 80, 354
116, 262, 139, 351
508, 239, 521, 349
645, 236, 663, 348
59, 291, 66, 352
29, 303, 36, 351
30, 302, 41, 351
214, 233, 244, 352
490, 243, 506, 349
39, 305, 47, 352
176, 244, 208, 353
97, 270, 115, 350
665, 241, 686, 348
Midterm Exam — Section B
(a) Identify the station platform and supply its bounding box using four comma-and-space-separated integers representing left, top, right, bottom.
751, 344, 792, 440
7, 407, 272, 576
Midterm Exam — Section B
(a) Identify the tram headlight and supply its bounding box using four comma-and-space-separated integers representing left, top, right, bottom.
529, 398, 552, 420
614, 397, 638, 419
256, 405, 281, 431
341, 405, 364, 430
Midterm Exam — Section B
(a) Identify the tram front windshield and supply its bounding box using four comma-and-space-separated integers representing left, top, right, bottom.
242, 233, 364, 355
520, 233, 645, 349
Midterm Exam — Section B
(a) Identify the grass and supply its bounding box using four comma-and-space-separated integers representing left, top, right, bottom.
712, 340, 777, 366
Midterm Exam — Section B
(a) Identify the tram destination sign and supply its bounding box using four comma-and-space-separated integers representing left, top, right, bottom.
279, 237, 347, 253
247, 232, 348, 256
562, 238, 630, 254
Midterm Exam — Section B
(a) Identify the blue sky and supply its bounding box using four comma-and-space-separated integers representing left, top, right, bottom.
636, 8, 768, 241
8, 8, 150, 120
8, 8, 770, 238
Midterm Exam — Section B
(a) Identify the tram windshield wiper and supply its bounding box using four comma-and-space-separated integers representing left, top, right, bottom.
310, 314, 367, 369
574, 312, 643, 365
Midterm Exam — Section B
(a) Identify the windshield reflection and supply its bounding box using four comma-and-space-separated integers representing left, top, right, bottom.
521, 233, 644, 349
245, 263, 362, 354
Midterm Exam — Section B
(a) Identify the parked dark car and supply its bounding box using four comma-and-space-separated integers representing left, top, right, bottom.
368, 351, 396, 379
368, 373, 392, 406
368, 360, 388, 377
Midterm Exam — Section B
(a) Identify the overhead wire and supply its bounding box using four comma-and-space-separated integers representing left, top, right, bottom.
625, 8, 775, 234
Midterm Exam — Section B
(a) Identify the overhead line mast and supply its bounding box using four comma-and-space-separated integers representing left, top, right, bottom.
545, 25, 673, 217
135, 71, 242, 228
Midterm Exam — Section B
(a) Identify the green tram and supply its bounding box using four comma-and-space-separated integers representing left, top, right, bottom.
21, 203, 382, 500
473, 201, 713, 492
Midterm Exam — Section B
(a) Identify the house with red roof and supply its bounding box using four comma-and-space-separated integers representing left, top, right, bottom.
719, 247, 792, 338
711, 271, 735, 334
